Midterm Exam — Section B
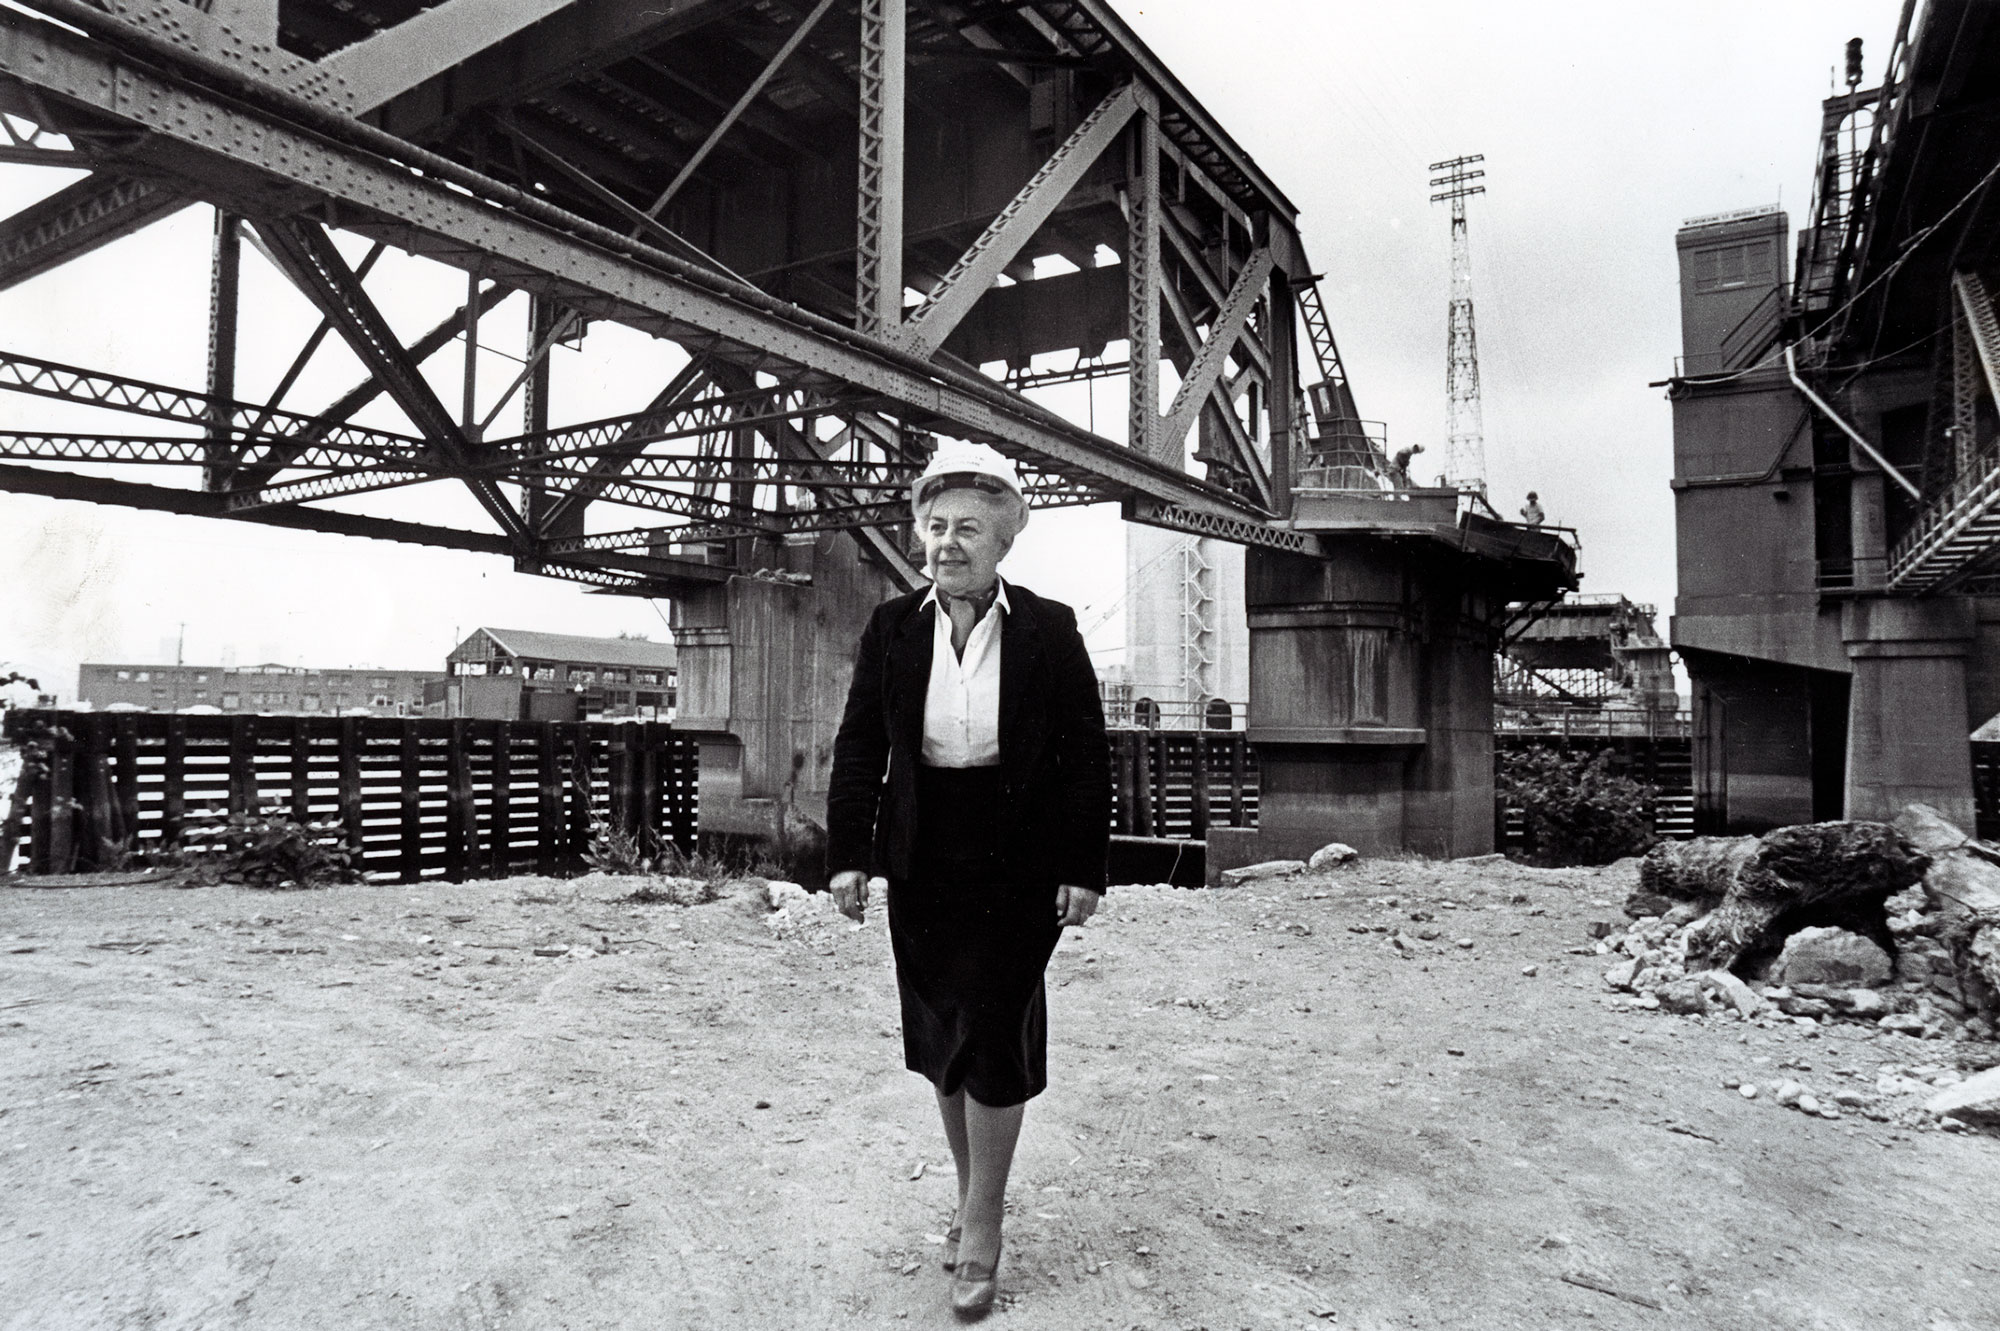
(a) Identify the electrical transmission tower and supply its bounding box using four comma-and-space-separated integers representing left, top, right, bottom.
1429, 154, 1487, 492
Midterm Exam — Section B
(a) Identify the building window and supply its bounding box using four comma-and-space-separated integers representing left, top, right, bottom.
572, 669, 597, 686
222, 693, 240, 709
152, 687, 168, 700
115, 669, 131, 682
192, 690, 208, 702
194, 672, 209, 683
602, 669, 630, 684
637, 671, 662, 686
528, 663, 556, 681
372, 694, 392, 708
301, 694, 321, 711
1692, 239, 1772, 293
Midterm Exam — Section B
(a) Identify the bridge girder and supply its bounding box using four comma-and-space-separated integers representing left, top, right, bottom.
0, 0, 1327, 594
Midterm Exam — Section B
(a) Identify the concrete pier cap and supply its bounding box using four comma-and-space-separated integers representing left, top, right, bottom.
1211, 505, 1578, 880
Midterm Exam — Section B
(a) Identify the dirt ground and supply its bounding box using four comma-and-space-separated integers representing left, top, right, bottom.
3, 855, 1999, 1331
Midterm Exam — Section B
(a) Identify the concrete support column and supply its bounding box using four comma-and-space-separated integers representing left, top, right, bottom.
1842, 596, 1975, 829
1215, 537, 1505, 870
1404, 585, 1504, 857
671, 532, 897, 881
1850, 468, 1887, 592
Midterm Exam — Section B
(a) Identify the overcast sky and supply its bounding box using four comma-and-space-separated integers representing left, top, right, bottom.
0, 0, 1903, 701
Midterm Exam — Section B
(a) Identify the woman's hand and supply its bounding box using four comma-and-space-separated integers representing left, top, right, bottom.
1054, 884, 1100, 928
830, 870, 870, 922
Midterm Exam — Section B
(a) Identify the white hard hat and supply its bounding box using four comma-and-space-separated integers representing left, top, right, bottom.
911, 440, 1026, 509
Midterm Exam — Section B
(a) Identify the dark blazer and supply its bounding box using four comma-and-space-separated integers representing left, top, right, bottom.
826, 581, 1111, 890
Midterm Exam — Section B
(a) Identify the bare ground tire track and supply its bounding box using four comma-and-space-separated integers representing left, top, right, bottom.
2, 862, 1999, 1330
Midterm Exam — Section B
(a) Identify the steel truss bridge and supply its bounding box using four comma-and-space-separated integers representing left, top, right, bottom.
0, 0, 1368, 597
1786, 0, 2000, 596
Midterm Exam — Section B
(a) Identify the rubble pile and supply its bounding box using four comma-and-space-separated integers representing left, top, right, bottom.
1885, 804, 2000, 1031
1591, 805, 2000, 1130
1720, 1057, 2000, 1132
1598, 811, 1991, 1023
762, 878, 843, 939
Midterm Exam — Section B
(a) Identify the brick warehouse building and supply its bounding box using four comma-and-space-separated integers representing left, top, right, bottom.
440, 628, 677, 722
77, 663, 437, 716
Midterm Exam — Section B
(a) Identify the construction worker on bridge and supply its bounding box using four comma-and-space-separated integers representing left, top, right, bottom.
1390, 442, 1424, 488
1520, 491, 1546, 527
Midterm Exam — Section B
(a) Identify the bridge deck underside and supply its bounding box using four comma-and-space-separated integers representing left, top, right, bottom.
0, 0, 1326, 593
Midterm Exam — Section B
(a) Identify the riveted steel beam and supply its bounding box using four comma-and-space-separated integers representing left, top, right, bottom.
1122, 495, 1319, 556
0, 350, 422, 461
0, 172, 184, 291
0, 432, 368, 469
855, 0, 906, 336
1126, 86, 1161, 462
202, 210, 242, 489
709, 363, 926, 589
0, 0, 573, 289
286, 0, 576, 115
225, 467, 433, 511
0, 461, 515, 554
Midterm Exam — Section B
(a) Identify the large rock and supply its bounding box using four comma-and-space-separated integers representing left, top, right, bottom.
1679, 821, 1929, 973
1890, 804, 2000, 1020
1973, 925, 2000, 1000
1220, 859, 1306, 887
1894, 803, 2000, 920
1307, 843, 1359, 872
1697, 968, 1765, 1017
1768, 926, 1894, 987
1636, 836, 1759, 910
1653, 977, 1713, 1014
1926, 1066, 2000, 1126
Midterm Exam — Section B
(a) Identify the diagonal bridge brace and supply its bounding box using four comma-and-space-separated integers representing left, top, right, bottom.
251, 216, 532, 544
894, 81, 1141, 359
224, 276, 513, 493
1159, 246, 1275, 462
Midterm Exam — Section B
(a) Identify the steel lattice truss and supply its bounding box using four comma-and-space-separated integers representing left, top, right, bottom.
0, 0, 1340, 595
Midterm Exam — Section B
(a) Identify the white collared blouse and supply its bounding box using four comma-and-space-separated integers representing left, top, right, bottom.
920, 578, 1010, 768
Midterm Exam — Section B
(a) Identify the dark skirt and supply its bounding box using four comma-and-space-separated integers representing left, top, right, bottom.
887, 764, 1063, 1107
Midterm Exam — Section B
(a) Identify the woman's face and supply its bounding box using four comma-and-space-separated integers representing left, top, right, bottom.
919, 488, 1017, 598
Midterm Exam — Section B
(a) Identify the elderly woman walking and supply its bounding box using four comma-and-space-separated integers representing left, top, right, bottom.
826, 440, 1110, 1318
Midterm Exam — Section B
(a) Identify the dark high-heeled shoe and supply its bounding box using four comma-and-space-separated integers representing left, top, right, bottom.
951, 1240, 1001, 1319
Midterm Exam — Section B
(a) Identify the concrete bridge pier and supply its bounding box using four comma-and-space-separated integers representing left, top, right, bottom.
1842, 597, 1977, 830
1208, 506, 1576, 874
669, 534, 901, 884
1218, 538, 1507, 862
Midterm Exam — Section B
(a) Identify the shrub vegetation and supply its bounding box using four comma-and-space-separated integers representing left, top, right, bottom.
1498, 745, 1658, 867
